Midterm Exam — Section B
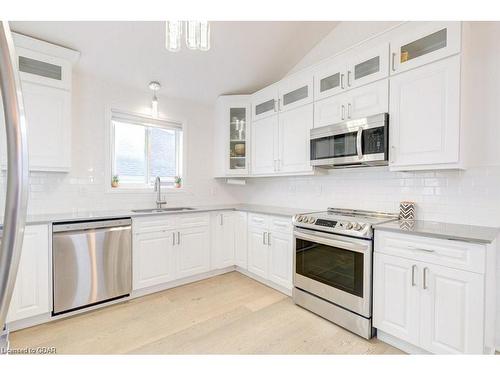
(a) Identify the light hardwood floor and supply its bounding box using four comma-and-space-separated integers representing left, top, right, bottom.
10, 272, 402, 354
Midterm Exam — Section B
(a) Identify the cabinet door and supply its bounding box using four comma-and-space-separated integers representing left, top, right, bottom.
177, 225, 210, 279
7, 225, 50, 322
347, 42, 389, 89
251, 115, 278, 174
211, 212, 235, 269
389, 55, 460, 168
314, 92, 347, 128
252, 85, 278, 121
247, 226, 269, 279
234, 211, 248, 269
278, 72, 313, 113
390, 22, 461, 74
133, 230, 175, 290
278, 103, 313, 173
373, 253, 420, 346
346, 79, 389, 120
267, 231, 292, 289
23, 81, 71, 171
314, 59, 347, 101
419, 263, 484, 354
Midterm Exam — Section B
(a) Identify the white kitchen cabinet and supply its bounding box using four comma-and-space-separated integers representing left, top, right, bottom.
314, 79, 388, 128
213, 95, 251, 177
373, 252, 420, 346
419, 263, 484, 354
234, 211, 248, 269
347, 42, 389, 89
314, 58, 347, 101
252, 84, 279, 121
389, 55, 460, 169
278, 103, 313, 173
251, 115, 278, 174
247, 214, 293, 290
374, 229, 496, 354
211, 211, 236, 270
177, 225, 210, 279
133, 230, 176, 290
278, 71, 313, 113
7, 225, 50, 323
390, 22, 461, 75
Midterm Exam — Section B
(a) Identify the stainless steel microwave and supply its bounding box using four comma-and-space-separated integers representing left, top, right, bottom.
310, 113, 388, 169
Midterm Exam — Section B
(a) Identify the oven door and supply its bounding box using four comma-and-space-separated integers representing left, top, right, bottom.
293, 227, 372, 317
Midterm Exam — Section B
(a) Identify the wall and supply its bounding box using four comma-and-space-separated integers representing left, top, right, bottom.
222, 21, 500, 349
0, 71, 237, 215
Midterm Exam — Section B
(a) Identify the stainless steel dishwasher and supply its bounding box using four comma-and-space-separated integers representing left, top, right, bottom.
52, 218, 132, 315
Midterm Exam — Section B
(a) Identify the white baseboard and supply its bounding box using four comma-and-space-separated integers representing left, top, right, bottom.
376, 331, 429, 354
236, 267, 292, 296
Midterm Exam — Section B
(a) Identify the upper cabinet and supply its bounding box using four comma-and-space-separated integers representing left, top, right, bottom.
252, 84, 279, 122
314, 59, 347, 101
0, 33, 79, 172
390, 22, 461, 74
214, 95, 251, 177
347, 42, 390, 89
278, 71, 313, 112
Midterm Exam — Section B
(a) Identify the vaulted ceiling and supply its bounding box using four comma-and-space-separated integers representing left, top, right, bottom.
11, 21, 337, 103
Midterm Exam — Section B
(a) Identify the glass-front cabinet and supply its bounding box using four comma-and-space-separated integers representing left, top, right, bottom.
390, 21, 461, 74
347, 42, 389, 89
214, 95, 251, 177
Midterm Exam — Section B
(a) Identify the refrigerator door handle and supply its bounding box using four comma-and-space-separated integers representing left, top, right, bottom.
0, 21, 29, 338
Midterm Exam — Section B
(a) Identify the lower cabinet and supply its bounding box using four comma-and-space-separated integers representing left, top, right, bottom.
247, 214, 293, 290
234, 211, 248, 269
211, 211, 236, 269
133, 214, 210, 290
373, 230, 493, 354
7, 224, 50, 323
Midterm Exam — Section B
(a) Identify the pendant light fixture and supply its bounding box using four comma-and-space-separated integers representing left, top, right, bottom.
148, 81, 161, 118
165, 21, 211, 52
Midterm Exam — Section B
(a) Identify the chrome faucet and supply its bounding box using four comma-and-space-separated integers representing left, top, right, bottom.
154, 176, 167, 208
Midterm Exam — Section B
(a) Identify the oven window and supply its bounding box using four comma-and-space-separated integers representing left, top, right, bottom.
296, 238, 364, 297
333, 132, 357, 157
310, 136, 333, 160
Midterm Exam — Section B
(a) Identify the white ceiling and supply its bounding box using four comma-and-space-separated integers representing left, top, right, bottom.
11, 21, 337, 104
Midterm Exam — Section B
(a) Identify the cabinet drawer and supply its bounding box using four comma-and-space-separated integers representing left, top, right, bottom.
133, 216, 177, 234
375, 230, 486, 274
177, 213, 210, 228
270, 216, 292, 234
248, 213, 269, 229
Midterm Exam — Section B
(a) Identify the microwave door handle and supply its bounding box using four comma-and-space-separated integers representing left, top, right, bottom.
356, 127, 363, 160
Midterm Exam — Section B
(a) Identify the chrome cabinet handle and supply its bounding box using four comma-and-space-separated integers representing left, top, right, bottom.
423, 267, 428, 289
411, 265, 417, 286
341, 104, 345, 120
278, 98, 282, 111
267, 232, 271, 246
390, 145, 396, 164
391, 52, 397, 72
340, 73, 345, 89
172, 232, 175, 246
262, 232, 266, 245
219, 214, 223, 226
347, 70, 352, 86
408, 245, 435, 253
347, 103, 352, 119
177, 231, 180, 245
273, 99, 277, 112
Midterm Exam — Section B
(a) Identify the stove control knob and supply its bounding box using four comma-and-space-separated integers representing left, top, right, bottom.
345, 222, 353, 230
308, 217, 316, 224
353, 222, 362, 231
295, 215, 302, 222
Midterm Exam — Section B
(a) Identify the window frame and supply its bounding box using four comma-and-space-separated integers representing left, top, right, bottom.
106, 108, 186, 193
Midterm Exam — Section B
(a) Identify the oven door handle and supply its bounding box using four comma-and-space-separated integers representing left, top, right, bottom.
356, 127, 363, 160
294, 228, 370, 254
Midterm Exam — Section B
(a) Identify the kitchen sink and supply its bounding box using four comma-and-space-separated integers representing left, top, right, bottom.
132, 207, 196, 213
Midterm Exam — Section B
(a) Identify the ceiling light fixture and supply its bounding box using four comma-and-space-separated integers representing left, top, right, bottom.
165, 21, 211, 52
148, 81, 161, 118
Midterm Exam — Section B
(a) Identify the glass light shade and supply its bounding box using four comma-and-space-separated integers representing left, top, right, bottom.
151, 95, 159, 118
165, 21, 182, 52
185, 21, 199, 50
198, 21, 210, 51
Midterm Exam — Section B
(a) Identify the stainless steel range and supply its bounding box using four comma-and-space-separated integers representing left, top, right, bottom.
292, 208, 398, 339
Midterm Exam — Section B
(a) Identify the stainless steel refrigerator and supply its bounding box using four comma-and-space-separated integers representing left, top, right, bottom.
0, 21, 29, 353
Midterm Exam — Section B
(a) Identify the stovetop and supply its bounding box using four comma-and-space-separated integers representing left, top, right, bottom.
292, 208, 399, 239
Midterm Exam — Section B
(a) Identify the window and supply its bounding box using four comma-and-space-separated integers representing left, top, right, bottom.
110, 111, 183, 188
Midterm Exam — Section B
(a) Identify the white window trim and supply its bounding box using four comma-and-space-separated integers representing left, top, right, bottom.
104, 107, 187, 194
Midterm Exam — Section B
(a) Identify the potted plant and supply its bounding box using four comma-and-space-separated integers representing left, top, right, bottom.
174, 176, 182, 188
111, 175, 120, 188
